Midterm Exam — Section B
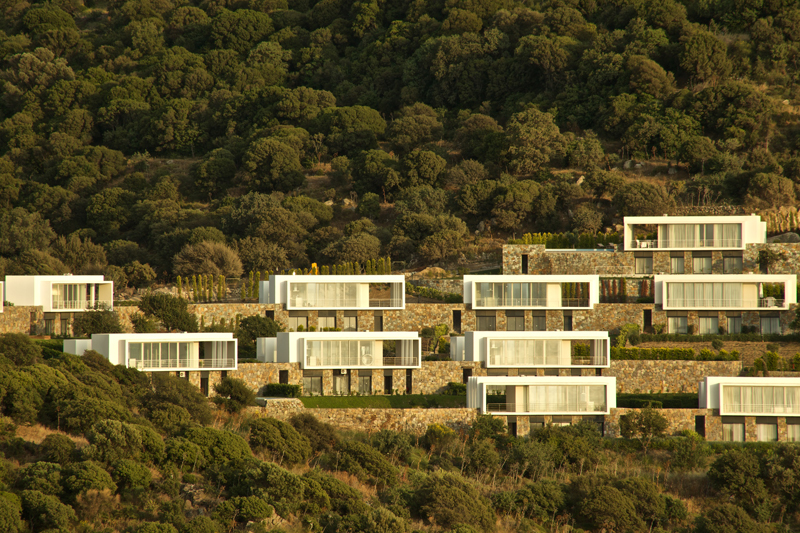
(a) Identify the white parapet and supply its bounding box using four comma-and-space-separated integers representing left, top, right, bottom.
260, 274, 405, 310
467, 375, 616, 415
463, 275, 599, 310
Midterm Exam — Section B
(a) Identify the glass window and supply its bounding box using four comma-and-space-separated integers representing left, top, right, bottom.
727, 315, 742, 334
358, 375, 371, 394
756, 421, 778, 442
788, 420, 800, 442
668, 316, 687, 334
723, 256, 743, 274
288, 314, 308, 331
506, 311, 524, 331
342, 316, 357, 331
670, 256, 684, 274
635, 256, 653, 274
722, 421, 745, 442
699, 316, 719, 334
303, 376, 322, 395
532, 315, 546, 331
761, 316, 781, 334
318, 315, 336, 330
477, 313, 496, 331
693, 256, 712, 274
44, 319, 55, 335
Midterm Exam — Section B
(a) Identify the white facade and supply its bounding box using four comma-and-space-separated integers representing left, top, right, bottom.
4, 275, 113, 312
700, 376, 800, 416
63, 332, 237, 371
452, 331, 610, 368
655, 274, 796, 310
467, 376, 616, 415
0, 281, 3, 312
624, 215, 766, 251
260, 275, 405, 310
259, 331, 421, 369
463, 275, 600, 310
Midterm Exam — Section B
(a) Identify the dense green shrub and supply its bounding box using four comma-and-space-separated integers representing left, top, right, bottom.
213, 495, 273, 523
182, 516, 222, 533
144, 374, 213, 425
695, 504, 769, 533
146, 404, 192, 434
611, 346, 738, 361
0, 334, 42, 366
580, 486, 643, 532
617, 393, 699, 408
211, 377, 256, 413
86, 420, 165, 464
405, 283, 463, 303
61, 461, 117, 503
15, 462, 63, 496
328, 440, 398, 486
129, 522, 180, 533
182, 427, 251, 466
0, 491, 22, 533
165, 437, 206, 472
415, 473, 494, 532
289, 413, 337, 453
112, 459, 152, 491
138, 293, 198, 332
443, 382, 466, 395
72, 310, 124, 337
264, 383, 301, 397
20, 489, 77, 530
248, 417, 311, 465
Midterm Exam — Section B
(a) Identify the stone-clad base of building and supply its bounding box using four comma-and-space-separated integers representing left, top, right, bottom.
243, 402, 478, 434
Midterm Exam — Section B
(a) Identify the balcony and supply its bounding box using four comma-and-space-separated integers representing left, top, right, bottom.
665, 298, 786, 309
305, 355, 419, 367
52, 299, 113, 310
135, 357, 236, 370
631, 238, 742, 249
368, 298, 403, 308
724, 403, 800, 415
486, 401, 606, 413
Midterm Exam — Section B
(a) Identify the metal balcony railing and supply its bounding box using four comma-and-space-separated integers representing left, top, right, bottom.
289, 297, 403, 308
631, 238, 742, 249
724, 403, 800, 414
666, 298, 785, 308
52, 299, 112, 310
305, 356, 419, 367
486, 402, 606, 413
136, 358, 236, 370
488, 356, 607, 366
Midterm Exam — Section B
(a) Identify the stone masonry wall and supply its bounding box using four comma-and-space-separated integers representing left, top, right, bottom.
229, 362, 302, 395
414, 361, 486, 394
0, 306, 43, 335
744, 243, 800, 274
605, 408, 712, 438
574, 303, 664, 333
410, 279, 464, 295
244, 402, 478, 434
605, 360, 742, 393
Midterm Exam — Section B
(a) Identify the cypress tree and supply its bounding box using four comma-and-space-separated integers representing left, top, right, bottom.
177, 276, 183, 299
192, 275, 199, 303
218, 275, 225, 301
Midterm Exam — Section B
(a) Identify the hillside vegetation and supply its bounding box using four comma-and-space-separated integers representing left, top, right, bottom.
1, 333, 799, 533
2, 0, 800, 282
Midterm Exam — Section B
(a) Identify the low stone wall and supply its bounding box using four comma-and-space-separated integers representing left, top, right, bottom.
244, 403, 478, 434
605, 408, 712, 438
0, 306, 43, 334
606, 360, 742, 393
410, 279, 464, 295
414, 361, 485, 394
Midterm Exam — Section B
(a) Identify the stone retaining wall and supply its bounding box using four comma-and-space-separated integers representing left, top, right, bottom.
410, 279, 464, 295
605, 408, 712, 438
0, 306, 43, 335
244, 403, 478, 434
606, 360, 742, 393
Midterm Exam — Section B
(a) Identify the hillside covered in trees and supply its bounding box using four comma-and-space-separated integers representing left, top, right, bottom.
2, 0, 800, 283
2, 334, 800, 533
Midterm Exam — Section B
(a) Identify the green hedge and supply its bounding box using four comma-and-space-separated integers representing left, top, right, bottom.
405, 283, 463, 303
264, 384, 301, 398
640, 333, 800, 343
617, 393, 699, 409
611, 347, 739, 361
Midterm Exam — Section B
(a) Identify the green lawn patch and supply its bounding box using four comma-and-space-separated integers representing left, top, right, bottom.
299, 394, 467, 409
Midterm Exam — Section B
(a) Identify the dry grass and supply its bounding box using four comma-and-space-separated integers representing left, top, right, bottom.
330, 469, 379, 500
15, 424, 89, 447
